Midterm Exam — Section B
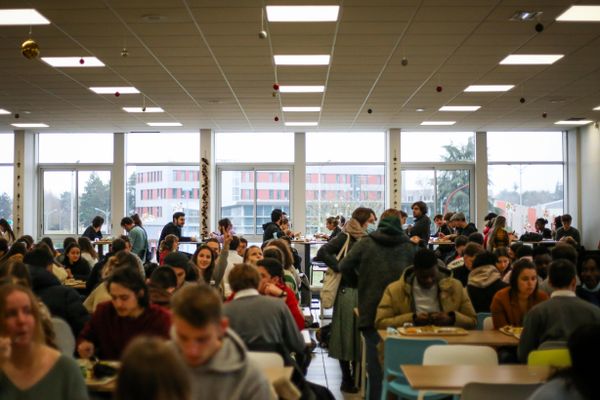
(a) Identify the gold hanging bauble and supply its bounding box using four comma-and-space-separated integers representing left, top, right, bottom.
21, 38, 40, 59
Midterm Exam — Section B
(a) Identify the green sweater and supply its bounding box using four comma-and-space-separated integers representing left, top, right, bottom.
0, 354, 88, 400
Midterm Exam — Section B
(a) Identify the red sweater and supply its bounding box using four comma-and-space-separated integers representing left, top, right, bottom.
277, 283, 305, 330
78, 301, 171, 360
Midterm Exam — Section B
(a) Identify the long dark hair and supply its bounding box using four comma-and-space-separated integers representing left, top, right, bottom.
0, 219, 15, 242
78, 236, 98, 259
107, 267, 149, 308
192, 245, 215, 283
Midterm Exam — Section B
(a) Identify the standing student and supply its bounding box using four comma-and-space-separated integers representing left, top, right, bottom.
339, 211, 416, 400
314, 207, 375, 393
407, 201, 431, 243
0, 284, 88, 400
121, 217, 149, 263
158, 212, 195, 249
82, 215, 104, 242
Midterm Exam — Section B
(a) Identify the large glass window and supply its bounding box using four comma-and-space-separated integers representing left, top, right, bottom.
42, 170, 111, 235
401, 169, 472, 224
219, 169, 290, 235
305, 132, 385, 234
39, 133, 113, 163
215, 132, 294, 163
401, 132, 474, 162
487, 132, 564, 236
0, 134, 14, 222
126, 133, 201, 245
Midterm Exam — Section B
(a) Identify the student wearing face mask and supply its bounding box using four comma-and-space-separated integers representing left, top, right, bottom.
340, 209, 416, 400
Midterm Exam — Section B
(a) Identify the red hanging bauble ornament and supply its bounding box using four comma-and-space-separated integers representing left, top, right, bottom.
274, 116, 279, 122
115, 91, 120, 97
436, 86, 443, 92
79, 58, 84, 65
273, 83, 279, 91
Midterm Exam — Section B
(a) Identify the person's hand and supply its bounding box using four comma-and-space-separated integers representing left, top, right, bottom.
0, 336, 11, 366
414, 312, 430, 326
66, 269, 73, 279
430, 312, 453, 326
409, 236, 421, 244
264, 283, 284, 297
438, 232, 446, 239
77, 340, 95, 359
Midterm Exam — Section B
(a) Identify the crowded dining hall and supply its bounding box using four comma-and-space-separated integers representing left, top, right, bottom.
1, 1, 600, 399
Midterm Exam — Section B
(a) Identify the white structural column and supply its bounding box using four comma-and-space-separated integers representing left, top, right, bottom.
293, 131, 306, 233
200, 128, 213, 237
565, 129, 580, 230
13, 130, 37, 238
111, 133, 125, 234
387, 128, 401, 209
474, 131, 488, 230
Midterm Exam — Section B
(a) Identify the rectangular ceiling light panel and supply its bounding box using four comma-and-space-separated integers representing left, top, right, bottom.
266, 6, 340, 22
464, 85, 514, 92
123, 107, 164, 113
556, 6, 600, 22
274, 55, 330, 65
282, 107, 321, 112
421, 121, 456, 126
0, 9, 50, 25
439, 106, 481, 112
285, 122, 319, 126
499, 54, 563, 65
11, 123, 48, 128
146, 122, 182, 127
42, 57, 105, 67
90, 87, 140, 94
279, 86, 325, 93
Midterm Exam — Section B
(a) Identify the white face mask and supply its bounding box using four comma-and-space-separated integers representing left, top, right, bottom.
366, 223, 377, 234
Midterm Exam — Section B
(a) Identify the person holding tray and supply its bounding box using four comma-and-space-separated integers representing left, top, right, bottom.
376, 248, 477, 330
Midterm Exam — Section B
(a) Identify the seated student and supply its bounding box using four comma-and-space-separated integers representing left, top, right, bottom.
192, 241, 229, 287
468, 232, 485, 246
490, 259, 548, 329
433, 214, 452, 237
221, 235, 244, 298
0, 284, 88, 400
376, 248, 476, 329
16, 235, 34, 252
315, 216, 342, 241
445, 212, 477, 241
237, 237, 248, 257
147, 267, 178, 308
576, 254, 600, 307
23, 247, 90, 337
169, 285, 271, 400
555, 214, 581, 244
119, 235, 146, 276
467, 251, 508, 313
163, 252, 200, 291
534, 218, 553, 239
205, 238, 221, 256
256, 258, 305, 330
78, 267, 171, 360
494, 247, 512, 279
518, 260, 600, 363
264, 239, 301, 299
62, 243, 91, 281
84, 251, 136, 313
445, 235, 469, 267
503, 245, 535, 284
158, 234, 178, 265
115, 336, 191, 400
77, 236, 99, 268
482, 212, 497, 247
534, 252, 552, 282
223, 263, 305, 355
86, 238, 128, 293
210, 217, 235, 244
0, 242, 27, 266
539, 243, 579, 295
82, 215, 104, 242
486, 216, 515, 251
451, 242, 484, 287
529, 323, 599, 400
243, 245, 263, 266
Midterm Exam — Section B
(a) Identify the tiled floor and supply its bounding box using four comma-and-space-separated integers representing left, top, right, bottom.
307, 346, 363, 400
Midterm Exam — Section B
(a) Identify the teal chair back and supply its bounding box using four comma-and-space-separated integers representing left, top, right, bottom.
477, 312, 491, 330
383, 337, 448, 382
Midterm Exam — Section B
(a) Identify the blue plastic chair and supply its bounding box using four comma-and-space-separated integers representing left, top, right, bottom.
476, 312, 491, 330
381, 337, 448, 400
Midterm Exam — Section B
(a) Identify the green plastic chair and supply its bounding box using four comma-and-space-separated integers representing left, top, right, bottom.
527, 348, 572, 367
381, 336, 447, 400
